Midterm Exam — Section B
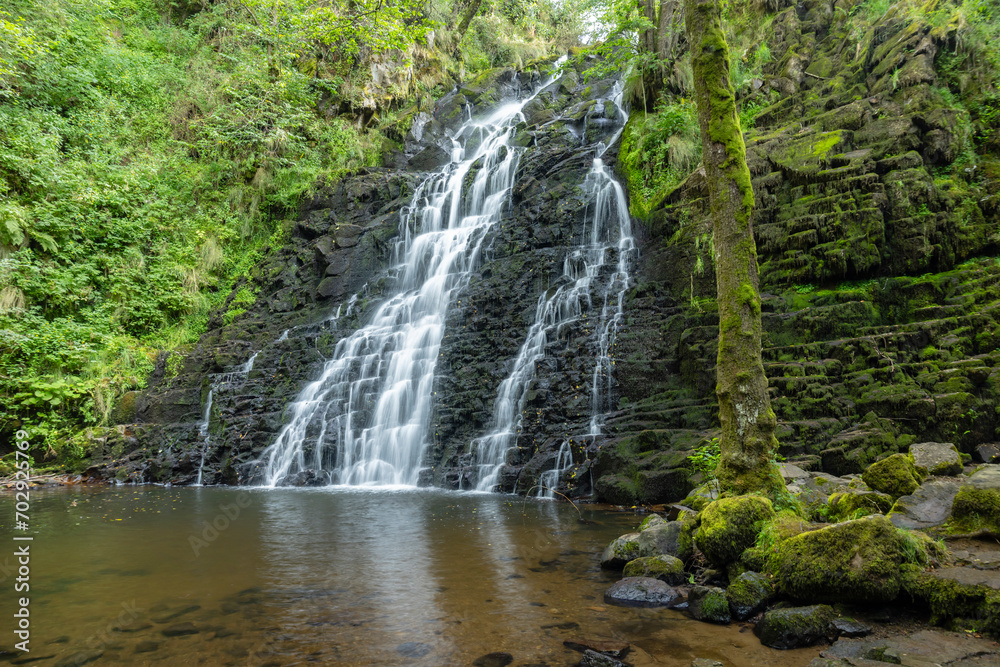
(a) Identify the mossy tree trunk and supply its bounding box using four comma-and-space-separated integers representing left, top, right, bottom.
684, 0, 783, 496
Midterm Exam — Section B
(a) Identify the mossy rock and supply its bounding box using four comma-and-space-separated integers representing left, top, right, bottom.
623, 554, 686, 585
950, 465, 1000, 532
600, 533, 642, 569
639, 514, 668, 531
910, 442, 962, 477
900, 564, 1000, 635
695, 496, 776, 567
862, 453, 925, 498
637, 520, 695, 562
688, 586, 731, 624
726, 571, 776, 621
772, 515, 916, 604
754, 605, 837, 649
680, 481, 720, 512
826, 490, 894, 521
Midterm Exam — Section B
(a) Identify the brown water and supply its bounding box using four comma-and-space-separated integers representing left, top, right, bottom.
0, 487, 822, 666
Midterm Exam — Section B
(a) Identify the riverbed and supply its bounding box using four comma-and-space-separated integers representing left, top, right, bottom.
0, 487, 823, 665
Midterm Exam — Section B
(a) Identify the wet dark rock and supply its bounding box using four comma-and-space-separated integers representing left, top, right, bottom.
888, 478, 961, 529
472, 651, 513, 667
580, 649, 627, 667
687, 586, 731, 624
636, 521, 693, 562
396, 642, 432, 658
563, 638, 629, 658
151, 605, 200, 623
690, 660, 723, 667
113, 620, 152, 633
829, 618, 871, 638
161, 622, 199, 637
820, 629, 1000, 664
603, 577, 683, 608
134, 641, 160, 653
754, 605, 836, 649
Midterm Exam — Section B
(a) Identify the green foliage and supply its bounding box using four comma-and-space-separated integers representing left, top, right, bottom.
688, 437, 721, 477
620, 98, 701, 217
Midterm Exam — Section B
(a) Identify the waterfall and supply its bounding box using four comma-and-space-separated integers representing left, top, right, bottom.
537, 441, 573, 499
473, 86, 634, 492
194, 389, 213, 487
257, 78, 559, 488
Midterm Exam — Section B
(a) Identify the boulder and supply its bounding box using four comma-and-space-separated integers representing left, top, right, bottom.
909, 442, 962, 476
636, 520, 694, 562
600, 533, 641, 569
951, 464, 1000, 531
639, 513, 667, 531
861, 453, 924, 498
623, 555, 686, 585
888, 478, 961, 529
695, 496, 775, 567
687, 586, 731, 624
603, 577, 684, 608
754, 605, 836, 649
772, 515, 914, 604
726, 571, 775, 620
826, 490, 893, 520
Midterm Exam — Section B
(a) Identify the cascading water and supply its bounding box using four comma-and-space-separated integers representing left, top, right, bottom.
537, 441, 573, 499
257, 79, 557, 488
194, 389, 213, 487
474, 86, 635, 493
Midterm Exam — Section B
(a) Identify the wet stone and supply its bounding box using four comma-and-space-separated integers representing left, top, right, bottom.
830, 618, 872, 638
472, 652, 513, 667
114, 620, 152, 633
151, 604, 200, 623
563, 638, 630, 658
888, 479, 961, 529
580, 649, 627, 667
604, 577, 683, 608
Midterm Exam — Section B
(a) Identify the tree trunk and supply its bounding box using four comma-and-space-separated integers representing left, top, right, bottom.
456, 0, 484, 41
684, 0, 783, 496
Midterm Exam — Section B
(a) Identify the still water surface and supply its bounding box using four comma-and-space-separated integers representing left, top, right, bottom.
1, 487, 822, 665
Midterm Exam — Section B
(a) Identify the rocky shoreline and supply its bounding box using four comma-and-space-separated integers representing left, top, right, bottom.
586, 453, 1000, 665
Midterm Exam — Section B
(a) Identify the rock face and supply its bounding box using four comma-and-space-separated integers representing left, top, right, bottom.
725, 571, 775, 621
888, 478, 961, 529
909, 442, 962, 476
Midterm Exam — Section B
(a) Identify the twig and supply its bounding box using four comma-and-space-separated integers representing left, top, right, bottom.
805, 72, 831, 80
521, 485, 583, 520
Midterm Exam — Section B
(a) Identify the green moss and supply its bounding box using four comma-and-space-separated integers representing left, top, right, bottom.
901, 565, 1000, 635
861, 453, 925, 498
950, 484, 1000, 533
699, 588, 732, 624
772, 515, 921, 604
695, 495, 776, 567
623, 554, 686, 584
826, 490, 894, 521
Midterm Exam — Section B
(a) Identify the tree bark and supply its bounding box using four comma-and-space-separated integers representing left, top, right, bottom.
456, 0, 484, 41
684, 0, 783, 496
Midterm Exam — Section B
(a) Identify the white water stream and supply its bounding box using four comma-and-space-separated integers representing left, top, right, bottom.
257, 79, 558, 487
475, 87, 635, 495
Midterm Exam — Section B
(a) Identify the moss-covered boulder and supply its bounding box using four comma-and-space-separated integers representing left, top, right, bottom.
862, 454, 924, 498
600, 533, 642, 569
695, 496, 776, 567
688, 586, 731, 624
680, 481, 720, 512
772, 515, 917, 604
639, 513, 668, 531
726, 571, 776, 621
623, 555, 686, 585
826, 490, 894, 521
754, 605, 836, 649
950, 465, 1000, 532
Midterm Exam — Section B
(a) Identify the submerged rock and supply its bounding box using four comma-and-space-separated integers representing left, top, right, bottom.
755, 605, 836, 649
472, 651, 512, 667
603, 577, 684, 608
563, 638, 629, 659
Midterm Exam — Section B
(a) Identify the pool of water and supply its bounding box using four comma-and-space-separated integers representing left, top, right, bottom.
0, 487, 823, 665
